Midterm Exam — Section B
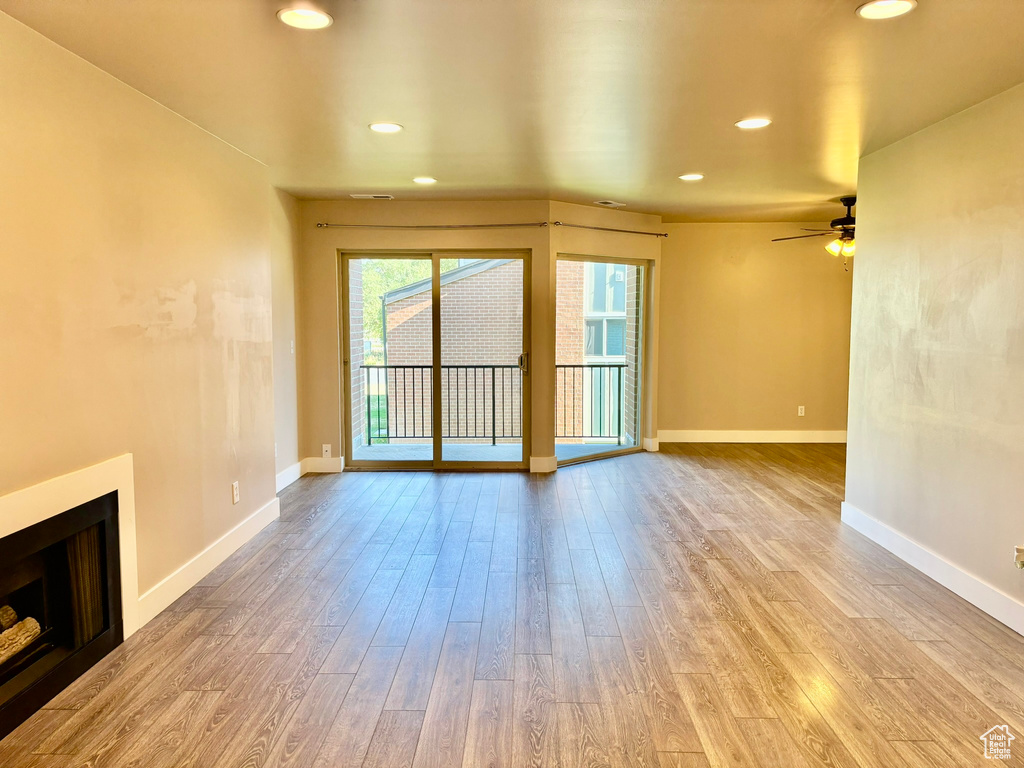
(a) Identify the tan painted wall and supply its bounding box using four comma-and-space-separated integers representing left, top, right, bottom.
271, 190, 300, 474
296, 200, 662, 462
658, 223, 852, 432
0, 13, 277, 593
848, 82, 1024, 604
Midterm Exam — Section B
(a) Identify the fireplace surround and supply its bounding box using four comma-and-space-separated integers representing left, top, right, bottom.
0, 455, 139, 740
0, 492, 122, 738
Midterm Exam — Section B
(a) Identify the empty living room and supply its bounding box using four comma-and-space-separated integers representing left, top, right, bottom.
3, 1, 1024, 765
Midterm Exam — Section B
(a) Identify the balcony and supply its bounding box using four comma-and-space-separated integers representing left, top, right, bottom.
351, 363, 631, 463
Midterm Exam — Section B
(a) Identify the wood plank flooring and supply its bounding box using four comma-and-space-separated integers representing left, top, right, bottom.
4, 444, 1024, 766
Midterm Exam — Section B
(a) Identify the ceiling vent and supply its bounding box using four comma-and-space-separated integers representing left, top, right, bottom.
350, 194, 394, 200
594, 200, 625, 208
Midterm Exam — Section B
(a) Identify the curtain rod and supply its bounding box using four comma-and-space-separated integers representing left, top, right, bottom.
552, 221, 668, 238
316, 222, 548, 230
315, 220, 668, 238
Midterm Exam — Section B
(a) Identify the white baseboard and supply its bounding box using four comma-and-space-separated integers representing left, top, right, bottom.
530, 455, 557, 473
658, 429, 847, 444
136, 496, 281, 626
300, 456, 344, 474
841, 502, 1024, 636
643, 437, 660, 452
276, 462, 302, 492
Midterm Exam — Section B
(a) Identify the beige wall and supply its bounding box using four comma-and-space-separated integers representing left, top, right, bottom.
296, 200, 662, 463
0, 13, 277, 593
271, 190, 300, 475
847, 82, 1024, 605
658, 223, 852, 433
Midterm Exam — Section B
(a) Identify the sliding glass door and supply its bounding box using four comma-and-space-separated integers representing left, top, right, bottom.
555, 257, 646, 464
440, 256, 526, 464
345, 255, 434, 465
342, 252, 528, 469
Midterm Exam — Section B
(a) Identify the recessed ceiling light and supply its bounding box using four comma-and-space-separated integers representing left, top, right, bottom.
679, 173, 705, 182
277, 7, 333, 29
856, 0, 917, 19
413, 177, 437, 184
369, 122, 403, 133
735, 117, 772, 130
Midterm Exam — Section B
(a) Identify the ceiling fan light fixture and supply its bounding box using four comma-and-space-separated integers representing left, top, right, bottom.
841, 239, 856, 258
277, 6, 333, 29
825, 238, 844, 257
856, 0, 917, 20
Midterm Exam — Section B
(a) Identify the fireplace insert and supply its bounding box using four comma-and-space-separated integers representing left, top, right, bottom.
0, 491, 122, 739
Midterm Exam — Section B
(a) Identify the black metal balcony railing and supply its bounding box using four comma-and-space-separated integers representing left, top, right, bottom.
359, 363, 627, 446
555, 364, 626, 443
360, 365, 522, 445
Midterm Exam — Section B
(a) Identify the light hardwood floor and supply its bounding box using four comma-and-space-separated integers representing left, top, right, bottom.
3, 444, 1024, 767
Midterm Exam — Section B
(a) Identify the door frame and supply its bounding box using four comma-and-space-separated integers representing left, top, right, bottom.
340, 249, 531, 471
554, 253, 652, 467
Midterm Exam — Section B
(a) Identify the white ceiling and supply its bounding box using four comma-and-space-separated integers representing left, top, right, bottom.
3, 0, 1024, 220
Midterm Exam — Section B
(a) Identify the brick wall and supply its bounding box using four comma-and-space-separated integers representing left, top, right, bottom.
623, 265, 642, 445
555, 260, 586, 440
348, 259, 367, 445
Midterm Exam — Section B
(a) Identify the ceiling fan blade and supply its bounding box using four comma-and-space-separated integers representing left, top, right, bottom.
772, 233, 832, 242
800, 228, 836, 232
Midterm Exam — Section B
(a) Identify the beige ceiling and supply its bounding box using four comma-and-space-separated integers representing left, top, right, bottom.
3, 0, 1024, 220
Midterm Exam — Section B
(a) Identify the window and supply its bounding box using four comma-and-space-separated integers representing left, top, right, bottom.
585, 320, 603, 356
584, 263, 628, 361
586, 263, 627, 315
605, 318, 625, 356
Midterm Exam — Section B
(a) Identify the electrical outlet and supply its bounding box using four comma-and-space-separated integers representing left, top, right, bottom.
231, 481, 240, 505
322, 444, 332, 459
798, 406, 805, 417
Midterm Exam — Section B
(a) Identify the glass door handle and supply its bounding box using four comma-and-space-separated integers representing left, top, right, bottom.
518, 353, 528, 374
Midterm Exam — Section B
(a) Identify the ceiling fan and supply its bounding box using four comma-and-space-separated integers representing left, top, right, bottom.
773, 195, 856, 267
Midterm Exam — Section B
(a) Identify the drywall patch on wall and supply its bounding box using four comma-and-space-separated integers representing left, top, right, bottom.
212, 291, 274, 438
213, 290, 273, 344
111, 280, 198, 338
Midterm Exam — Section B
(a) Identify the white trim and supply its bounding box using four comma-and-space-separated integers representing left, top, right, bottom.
136, 496, 280, 626
0, 455, 141, 638
658, 429, 847, 444
642, 437, 660, 452
530, 455, 557, 473
276, 462, 302, 492
300, 456, 344, 474
841, 502, 1024, 636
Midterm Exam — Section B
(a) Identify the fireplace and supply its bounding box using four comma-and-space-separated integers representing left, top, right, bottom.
0, 491, 123, 739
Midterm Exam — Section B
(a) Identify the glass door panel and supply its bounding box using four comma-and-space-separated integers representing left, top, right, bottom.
346, 256, 434, 464
555, 258, 645, 464
439, 257, 526, 465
